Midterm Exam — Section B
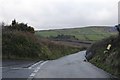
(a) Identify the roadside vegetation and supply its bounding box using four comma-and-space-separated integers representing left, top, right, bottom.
86, 27, 120, 78
2, 20, 85, 60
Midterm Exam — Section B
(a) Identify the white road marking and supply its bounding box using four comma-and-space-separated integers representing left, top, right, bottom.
33, 69, 39, 73
12, 68, 31, 70
30, 73, 36, 77
27, 61, 48, 80
0, 67, 33, 70
40, 61, 48, 66
28, 61, 43, 69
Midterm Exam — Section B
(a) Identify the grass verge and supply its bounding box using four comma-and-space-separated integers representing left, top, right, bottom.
86, 35, 120, 78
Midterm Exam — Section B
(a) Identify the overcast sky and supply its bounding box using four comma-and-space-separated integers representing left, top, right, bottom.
0, 0, 119, 30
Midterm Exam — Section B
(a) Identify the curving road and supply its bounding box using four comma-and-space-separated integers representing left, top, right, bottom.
33, 51, 111, 78
2, 51, 113, 79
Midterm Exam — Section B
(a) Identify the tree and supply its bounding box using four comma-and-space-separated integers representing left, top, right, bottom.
3, 19, 35, 33
27, 26, 35, 33
12, 19, 16, 26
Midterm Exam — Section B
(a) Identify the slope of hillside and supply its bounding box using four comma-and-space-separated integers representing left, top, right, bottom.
86, 34, 120, 78
35, 26, 117, 41
2, 20, 84, 60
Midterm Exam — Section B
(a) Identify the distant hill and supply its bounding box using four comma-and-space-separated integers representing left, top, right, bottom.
35, 26, 117, 41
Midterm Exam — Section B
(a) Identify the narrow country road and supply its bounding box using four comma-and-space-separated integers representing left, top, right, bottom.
2, 51, 112, 80
33, 51, 111, 78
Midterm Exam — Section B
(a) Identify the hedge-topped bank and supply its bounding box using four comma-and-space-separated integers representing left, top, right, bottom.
86, 35, 120, 78
2, 20, 85, 60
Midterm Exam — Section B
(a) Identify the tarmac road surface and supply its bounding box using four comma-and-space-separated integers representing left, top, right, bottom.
2, 51, 113, 80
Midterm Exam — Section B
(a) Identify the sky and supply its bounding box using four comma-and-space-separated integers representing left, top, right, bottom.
0, 0, 119, 30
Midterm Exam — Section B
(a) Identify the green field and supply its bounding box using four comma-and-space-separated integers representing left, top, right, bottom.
35, 26, 117, 41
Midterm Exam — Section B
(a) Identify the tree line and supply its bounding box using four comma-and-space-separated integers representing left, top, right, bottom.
50, 34, 78, 40
2, 19, 35, 33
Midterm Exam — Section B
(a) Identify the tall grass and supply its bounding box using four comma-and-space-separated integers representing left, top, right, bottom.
87, 35, 120, 78
3, 30, 42, 59
2, 30, 82, 60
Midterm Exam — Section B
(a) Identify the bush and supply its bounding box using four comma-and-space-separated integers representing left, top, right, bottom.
2, 31, 42, 59
87, 35, 120, 78
3, 19, 35, 33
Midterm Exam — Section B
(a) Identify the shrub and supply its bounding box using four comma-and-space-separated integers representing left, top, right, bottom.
87, 35, 120, 78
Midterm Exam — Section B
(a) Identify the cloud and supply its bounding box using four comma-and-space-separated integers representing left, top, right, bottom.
0, 0, 119, 30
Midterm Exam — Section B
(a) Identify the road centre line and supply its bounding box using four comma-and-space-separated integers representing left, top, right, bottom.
28, 61, 43, 69
30, 73, 36, 77
27, 61, 48, 80
33, 69, 39, 73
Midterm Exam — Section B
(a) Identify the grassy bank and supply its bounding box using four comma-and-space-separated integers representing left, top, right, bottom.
3, 30, 84, 60
3, 30, 42, 60
86, 34, 120, 78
